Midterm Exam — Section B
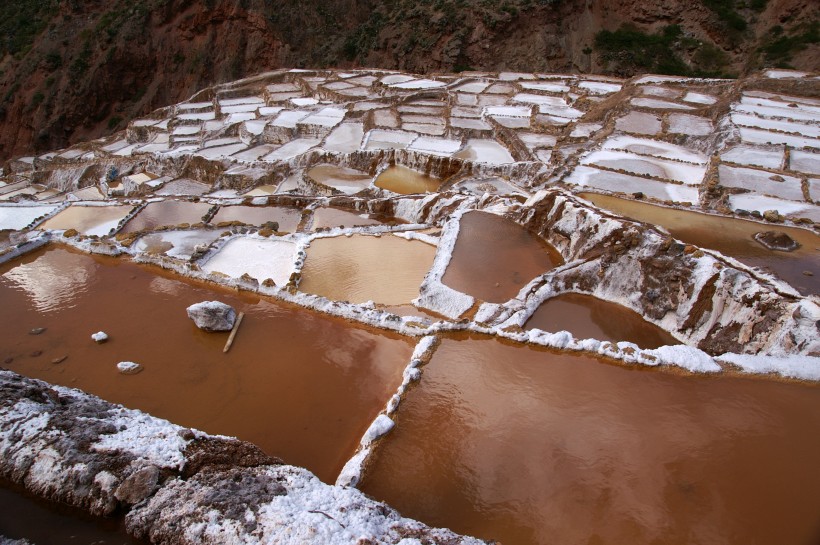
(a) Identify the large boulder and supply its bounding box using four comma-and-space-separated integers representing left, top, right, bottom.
186, 301, 236, 332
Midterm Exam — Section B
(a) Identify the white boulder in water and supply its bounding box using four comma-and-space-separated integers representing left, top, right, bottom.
186, 301, 237, 332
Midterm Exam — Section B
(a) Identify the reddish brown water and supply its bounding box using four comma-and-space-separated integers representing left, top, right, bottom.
311, 207, 383, 230
299, 235, 436, 305
307, 164, 372, 194
525, 293, 678, 348
210, 205, 302, 232
40, 205, 134, 236
374, 165, 441, 194
120, 201, 213, 233
0, 247, 413, 483
442, 211, 563, 303
361, 335, 820, 545
581, 193, 820, 295
0, 478, 145, 545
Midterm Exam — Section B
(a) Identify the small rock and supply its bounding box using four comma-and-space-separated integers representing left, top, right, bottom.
804, 271, 814, 277
632, 192, 644, 199
30, 350, 43, 357
91, 331, 109, 343
762, 209, 783, 223
63, 228, 79, 238
29, 327, 46, 335
683, 245, 696, 254
3, 357, 13, 364
754, 231, 800, 252
51, 356, 68, 364
186, 301, 236, 332
117, 361, 143, 374
115, 466, 160, 504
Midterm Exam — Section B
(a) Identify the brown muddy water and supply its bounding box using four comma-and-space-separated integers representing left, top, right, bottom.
307, 164, 373, 195
0, 478, 145, 545
374, 165, 442, 194
581, 193, 820, 295
299, 235, 436, 305
361, 335, 820, 545
311, 207, 384, 230
41, 205, 135, 237
120, 201, 213, 233
442, 211, 563, 303
0, 246, 413, 483
525, 293, 678, 348
210, 204, 302, 232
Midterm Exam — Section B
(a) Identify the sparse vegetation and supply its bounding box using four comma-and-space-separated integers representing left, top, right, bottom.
759, 21, 819, 67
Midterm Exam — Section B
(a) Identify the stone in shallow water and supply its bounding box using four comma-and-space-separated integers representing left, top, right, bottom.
91, 331, 109, 343
186, 301, 237, 331
754, 231, 800, 252
117, 361, 143, 374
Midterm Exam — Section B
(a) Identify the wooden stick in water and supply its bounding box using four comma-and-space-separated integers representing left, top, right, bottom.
223, 312, 245, 353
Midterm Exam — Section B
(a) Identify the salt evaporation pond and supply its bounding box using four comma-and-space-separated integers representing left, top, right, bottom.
120, 200, 213, 233
299, 234, 436, 305
210, 204, 302, 231
442, 211, 563, 302
133, 229, 221, 259
200, 237, 296, 286
307, 164, 373, 195
374, 165, 441, 194
525, 293, 677, 348
40, 205, 134, 236
581, 193, 819, 295
311, 207, 384, 230
361, 335, 820, 545
0, 247, 413, 483
0, 478, 145, 545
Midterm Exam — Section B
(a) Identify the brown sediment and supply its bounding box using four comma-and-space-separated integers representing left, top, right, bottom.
120, 201, 213, 234
442, 211, 563, 303
210, 205, 302, 232
299, 234, 436, 305
361, 334, 820, 545
0, 246, 413, 484
307, 164, 373, 194
580, 193, 820, 295
525, 292, 678, 348
374, 165, 442, 194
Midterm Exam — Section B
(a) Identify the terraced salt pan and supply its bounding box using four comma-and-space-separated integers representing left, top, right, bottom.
520, 82, 569, 93
390, 79, 446, 90
171, 125, 201, 136
518, 132, 557, 151
262, 138, 321, 161
615, 112, 661, 135
219, 97, 264, 107
579, 81, 622, 95
728, 194, 820, 222
307, 164, 373, 194
271, 110, 311, 128
566, 166, 700, 203
194, 143, 247, 160
231, 144, 276, 161
311, 207, 383, 230
668, 114, 712, 135
178, 111, 215, 121
402, 123, 446, 135
739, 127, 820, 149
201, 236, 297, 285
407, 137, 461, 156
0, 205, 61, 230
453, 139, 515, 164
582, 150, 706, 185
512, 94, 582, 119
455, 82, 491, 93
601, 136, 708, 164
211, 205, 302, 231
631, 97, 693, 110
484, 105, 531, 118
738, 96, 820, 117
300, 107, 346, 128
790, 150, 820, 175
133, 229, 222, 259
718, 165, 804, 200
221, 103, 260, 114
450, 117, 492, 130
682, 92, 717, 105
299, 234, 435, 305
323, 123, 364, 153
731, 113, 820, 137
41, 205, 133, 237
121, 201, 212, 233
720, 145, 784, 169
363, 129, 417, 150
374, 166, 441, 194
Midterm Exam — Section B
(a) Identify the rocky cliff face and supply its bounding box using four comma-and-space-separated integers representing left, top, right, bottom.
1, 0, 817, 160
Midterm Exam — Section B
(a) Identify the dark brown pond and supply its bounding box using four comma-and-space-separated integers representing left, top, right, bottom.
442, 211, 563, 303
525, 292, 678, 348
361, 335, 820, 545
581, 193, 820, 295
120, 201, 213, 233
0, 478, 145, 545
210, 205, 302, 232
0, 246, 413, 484
311, 207, 383, 230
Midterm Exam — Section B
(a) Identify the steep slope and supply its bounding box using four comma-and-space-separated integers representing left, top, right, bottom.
0, 0, 817, 160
